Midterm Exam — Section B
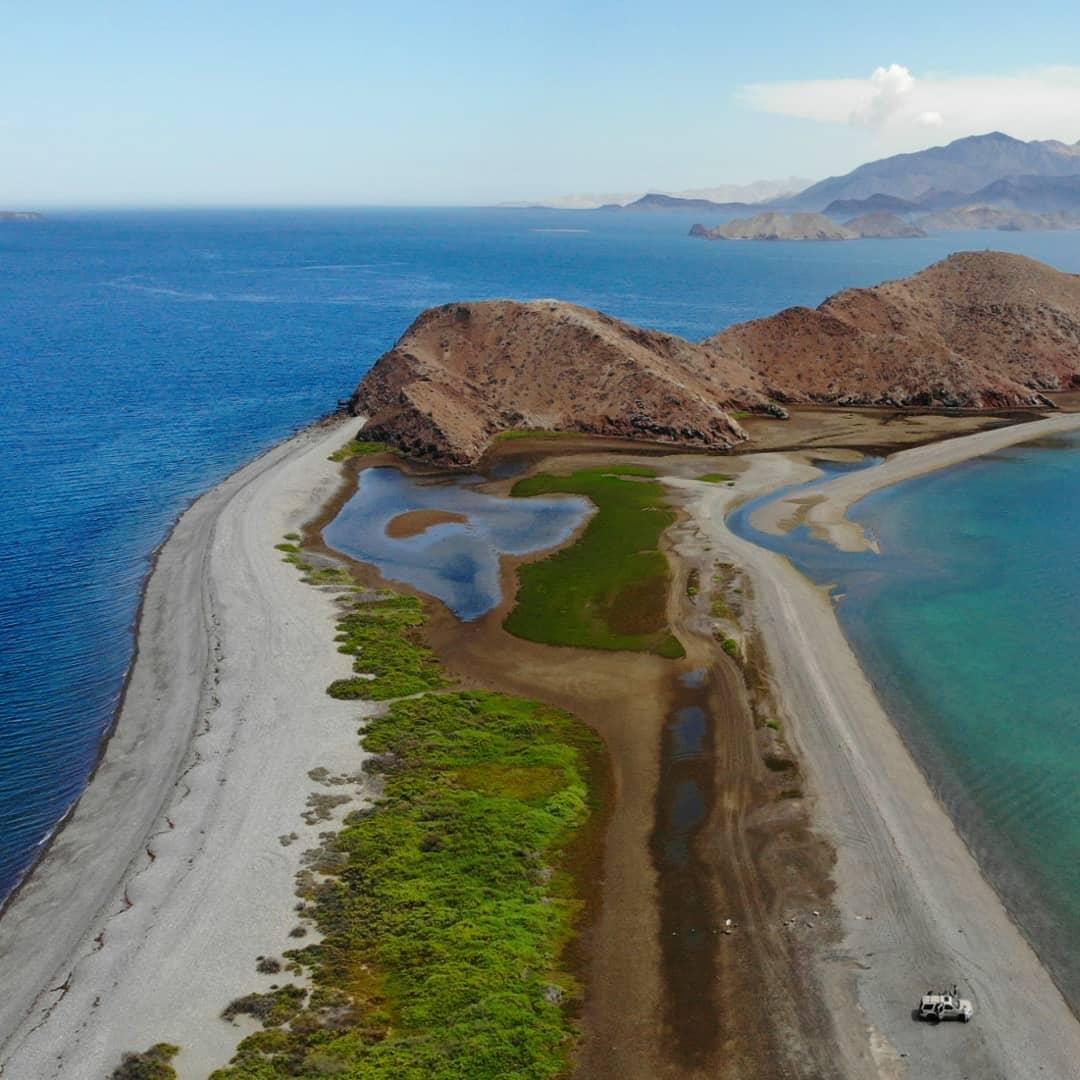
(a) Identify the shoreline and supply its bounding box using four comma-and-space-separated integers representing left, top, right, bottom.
751, 411, 1080, 550
670, 420, 1080, 1078
0, 414, 365, 1078
1, 410, 1077, 1078
0, 415, 331, 922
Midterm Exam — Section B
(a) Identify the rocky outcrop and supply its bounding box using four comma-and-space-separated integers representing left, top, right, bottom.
692, 212, 856, 241
692, 211, 926, 241
351, 253, 1080, 464
351, 301, 777, 465
706, 252, 1080, 407
841, 212, 927, 238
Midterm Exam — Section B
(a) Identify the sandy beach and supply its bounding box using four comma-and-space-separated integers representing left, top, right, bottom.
752, 411, 1080, 551
2, 409, 1079, 1080
0, 415, 368, 1079
669, 421, 1080, 1079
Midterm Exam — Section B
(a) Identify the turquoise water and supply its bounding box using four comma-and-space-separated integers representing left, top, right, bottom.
731, 436, 1080, 1005
844, 434, 1080, 1004
322, 466, 589, 619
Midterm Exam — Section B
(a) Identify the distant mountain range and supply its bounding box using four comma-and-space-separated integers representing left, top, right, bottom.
788, 132, 1080, 210
501, 177, 811, 211
581, 134, 1080, 227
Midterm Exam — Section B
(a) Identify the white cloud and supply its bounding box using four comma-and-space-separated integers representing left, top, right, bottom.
740, 65, 1080, 145
850, 64, 915, 129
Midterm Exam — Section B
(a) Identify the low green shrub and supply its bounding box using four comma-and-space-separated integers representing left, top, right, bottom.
328, 594, 449, 701
111, 1044, 180, 1080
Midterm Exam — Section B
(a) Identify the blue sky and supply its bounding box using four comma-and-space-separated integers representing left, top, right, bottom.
3, 1, 1080, 206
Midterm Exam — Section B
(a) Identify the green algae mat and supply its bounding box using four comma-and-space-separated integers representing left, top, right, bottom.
505, 465, 684, 658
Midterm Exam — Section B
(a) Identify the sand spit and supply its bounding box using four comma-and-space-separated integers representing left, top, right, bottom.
0, 415, 370, 1079
753, 411, 1080, 550
670, 441, 1080, 1079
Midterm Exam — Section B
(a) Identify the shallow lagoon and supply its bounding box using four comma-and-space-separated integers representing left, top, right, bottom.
730, 436, 1080, 1007
323, 466, 591, 620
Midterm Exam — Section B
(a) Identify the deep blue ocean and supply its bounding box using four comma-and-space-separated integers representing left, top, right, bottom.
2, 211, 1080, 935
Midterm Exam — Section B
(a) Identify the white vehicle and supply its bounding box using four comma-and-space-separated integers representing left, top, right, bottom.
917, 986, 974, 1023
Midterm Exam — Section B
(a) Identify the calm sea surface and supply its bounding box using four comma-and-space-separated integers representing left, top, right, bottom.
2, 212, 1079, 937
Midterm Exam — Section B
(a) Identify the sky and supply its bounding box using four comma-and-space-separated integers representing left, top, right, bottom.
3, 1, 1080, 206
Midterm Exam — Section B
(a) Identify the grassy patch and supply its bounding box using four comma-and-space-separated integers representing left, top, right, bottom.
494, 428, 577, 442
328, 594, 449, 701
721, 637, 740, 661
111, 1044, 179, 1079
329, 438, 388, 462
730, 410, 754, 420
213, 691, 600, 1080
697, 472, 733, 484
505, 466, 684, 658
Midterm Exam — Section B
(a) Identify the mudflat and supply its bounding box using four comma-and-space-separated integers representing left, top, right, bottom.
384, 508, 468, 538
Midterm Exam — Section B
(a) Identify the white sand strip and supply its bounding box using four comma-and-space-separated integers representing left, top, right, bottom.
0, 415, 374, 1080
753, 412, 1080, 551
671, 448, 1080, 1080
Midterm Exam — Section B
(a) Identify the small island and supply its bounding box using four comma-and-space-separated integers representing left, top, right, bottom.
0, 211, 43, 221
690, 210, 925, 241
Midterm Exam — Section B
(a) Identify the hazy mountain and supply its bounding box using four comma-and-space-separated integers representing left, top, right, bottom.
917, 206, 1080, 232
824, 194, 922, 217
503, 177, 810, 211
615, 193, 755, 214
786, 132, 1080, 210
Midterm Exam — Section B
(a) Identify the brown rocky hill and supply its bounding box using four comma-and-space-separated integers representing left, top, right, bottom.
708, 252, 1080, 407
351, 253, 1080, 463
351, 300, 777, 464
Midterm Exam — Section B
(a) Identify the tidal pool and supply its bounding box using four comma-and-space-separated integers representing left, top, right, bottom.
323, 466, 591, 620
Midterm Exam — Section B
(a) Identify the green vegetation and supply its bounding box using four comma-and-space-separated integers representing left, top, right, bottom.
111, 1044, 179, 1080
721, 637, 740, 660
277, 537, 355, 587
213, 690, 600, 1080
505, 466, 684, 658
328, 594, 450, 701
696, 473, 733, 484
495, 428, 577, 442
329, 438, 388, 462
686, 568, 700, 599
730, 410, 754, 420
304, 564, 355, 587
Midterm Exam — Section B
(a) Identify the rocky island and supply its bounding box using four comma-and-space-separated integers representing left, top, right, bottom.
351, 252, 1080, 464
689, 210, 926, 240
690, 211, 857, 241
0, 211, 43, 221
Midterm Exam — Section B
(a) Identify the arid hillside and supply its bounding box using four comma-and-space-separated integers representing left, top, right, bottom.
351, 252, 1080, 463
709, 251, 1080, 407
351, 300, 777, 464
